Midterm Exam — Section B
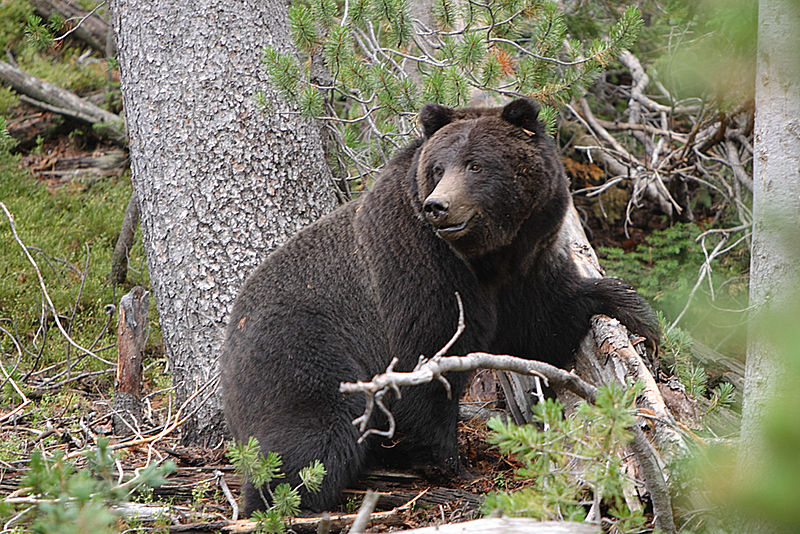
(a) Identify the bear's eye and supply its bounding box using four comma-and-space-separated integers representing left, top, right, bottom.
432, 165, 444, 178
468, 163, 482, 173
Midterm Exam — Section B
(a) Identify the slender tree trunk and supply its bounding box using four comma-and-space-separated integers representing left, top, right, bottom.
740, 1, 800, 531
109, 0, 337, 445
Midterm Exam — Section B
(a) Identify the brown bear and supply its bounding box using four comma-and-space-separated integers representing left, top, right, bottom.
220, 98, 658, 514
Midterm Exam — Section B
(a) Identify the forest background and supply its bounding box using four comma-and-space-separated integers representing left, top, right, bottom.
0, 0, 798, 533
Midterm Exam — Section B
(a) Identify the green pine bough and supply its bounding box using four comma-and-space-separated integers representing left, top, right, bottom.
262, 0, 642, 193
483, 382, 647, 531
1, 437, 175, 533
227, 437, 326, 534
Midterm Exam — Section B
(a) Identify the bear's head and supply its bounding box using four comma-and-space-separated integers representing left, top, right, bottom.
414, 98, 569, 260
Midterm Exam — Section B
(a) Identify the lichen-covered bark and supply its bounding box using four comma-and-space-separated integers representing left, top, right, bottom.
109, 0, 336, 444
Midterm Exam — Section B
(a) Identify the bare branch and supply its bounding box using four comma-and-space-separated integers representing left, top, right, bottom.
1, 202, 115, 367
51, 1, 107, 44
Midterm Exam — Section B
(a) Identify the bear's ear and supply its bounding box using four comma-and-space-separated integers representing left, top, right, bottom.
419, 103, 454, 138
500, 98, 541, 133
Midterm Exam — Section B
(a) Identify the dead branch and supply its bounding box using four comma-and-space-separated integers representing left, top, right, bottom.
340, 302, 675, 533
1, 202, 115, 367
567, 48, 752, 247
341, 352, 590, 418
0, 61, 126, 146
0, 355, 30, 426
62, 375, 213, 460
723, 138, 754, 192
349, 489, 379, 534
113, 286, 150, 435
29, 0, 112, 54
110, 191, 140, 285
214, 469, 239, 521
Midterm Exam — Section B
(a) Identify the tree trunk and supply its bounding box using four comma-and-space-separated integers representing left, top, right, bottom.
109, 0, 337, 445
740, 1, 800, 532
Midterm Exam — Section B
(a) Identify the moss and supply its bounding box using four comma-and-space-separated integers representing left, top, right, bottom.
0, 87, 21, 116
0, 0, 34, 52
18, 47, 109, 94
0, 152, 150, 372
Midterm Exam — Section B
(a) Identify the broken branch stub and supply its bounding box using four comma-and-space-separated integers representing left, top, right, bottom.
113, 286, 149, 436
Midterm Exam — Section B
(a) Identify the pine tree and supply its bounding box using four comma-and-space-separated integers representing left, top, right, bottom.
263, 0, 643, 194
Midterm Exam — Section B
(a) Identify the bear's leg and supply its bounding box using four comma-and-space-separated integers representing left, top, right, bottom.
387, 380, 466, 475
238, 415, 369, 515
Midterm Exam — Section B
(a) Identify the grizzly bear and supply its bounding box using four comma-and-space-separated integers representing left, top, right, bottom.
220, 98, 658, 514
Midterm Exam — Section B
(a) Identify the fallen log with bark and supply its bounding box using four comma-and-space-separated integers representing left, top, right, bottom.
169, 510, 597, 533
395, 518, 598, 534
6, 111, 64, 147
0, 60, 126, 146
26, 149, 128, 181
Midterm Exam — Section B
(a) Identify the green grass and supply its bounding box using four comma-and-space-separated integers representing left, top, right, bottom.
17, 46, 110, 94
0, 0, 33, 52
0, 150, 149, 376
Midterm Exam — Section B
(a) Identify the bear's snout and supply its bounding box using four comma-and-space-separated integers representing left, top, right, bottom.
423, 196, 450, 224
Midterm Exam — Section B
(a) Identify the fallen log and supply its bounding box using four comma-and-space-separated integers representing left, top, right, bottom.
174, 517, 598, 534
6, 111, 64, 147
173, 508, 407, 534
30, 149, 128, 180
689, 340, 745, 393
0, 60, 126, 146
490, 202, 680, 534
399, 518, 598, 534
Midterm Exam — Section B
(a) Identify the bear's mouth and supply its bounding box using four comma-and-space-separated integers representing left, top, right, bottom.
435, 215, 474, 239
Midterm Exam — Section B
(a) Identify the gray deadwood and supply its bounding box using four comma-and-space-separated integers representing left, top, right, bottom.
497, 203, 678, 534
397, 519, 598, 534
109, 191, 140, 286
109, 0, 337, 445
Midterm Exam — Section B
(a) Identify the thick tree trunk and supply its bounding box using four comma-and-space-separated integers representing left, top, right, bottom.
739, 1, 800, 532
109, 0, 337, 445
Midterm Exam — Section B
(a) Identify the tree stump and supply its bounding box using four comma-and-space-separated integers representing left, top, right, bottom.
113, 286, 150, 436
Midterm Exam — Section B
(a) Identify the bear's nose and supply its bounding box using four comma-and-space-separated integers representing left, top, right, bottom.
423, 197, 449, 223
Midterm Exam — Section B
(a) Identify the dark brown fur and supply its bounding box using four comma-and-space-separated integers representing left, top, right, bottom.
220, 99, 659, 514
